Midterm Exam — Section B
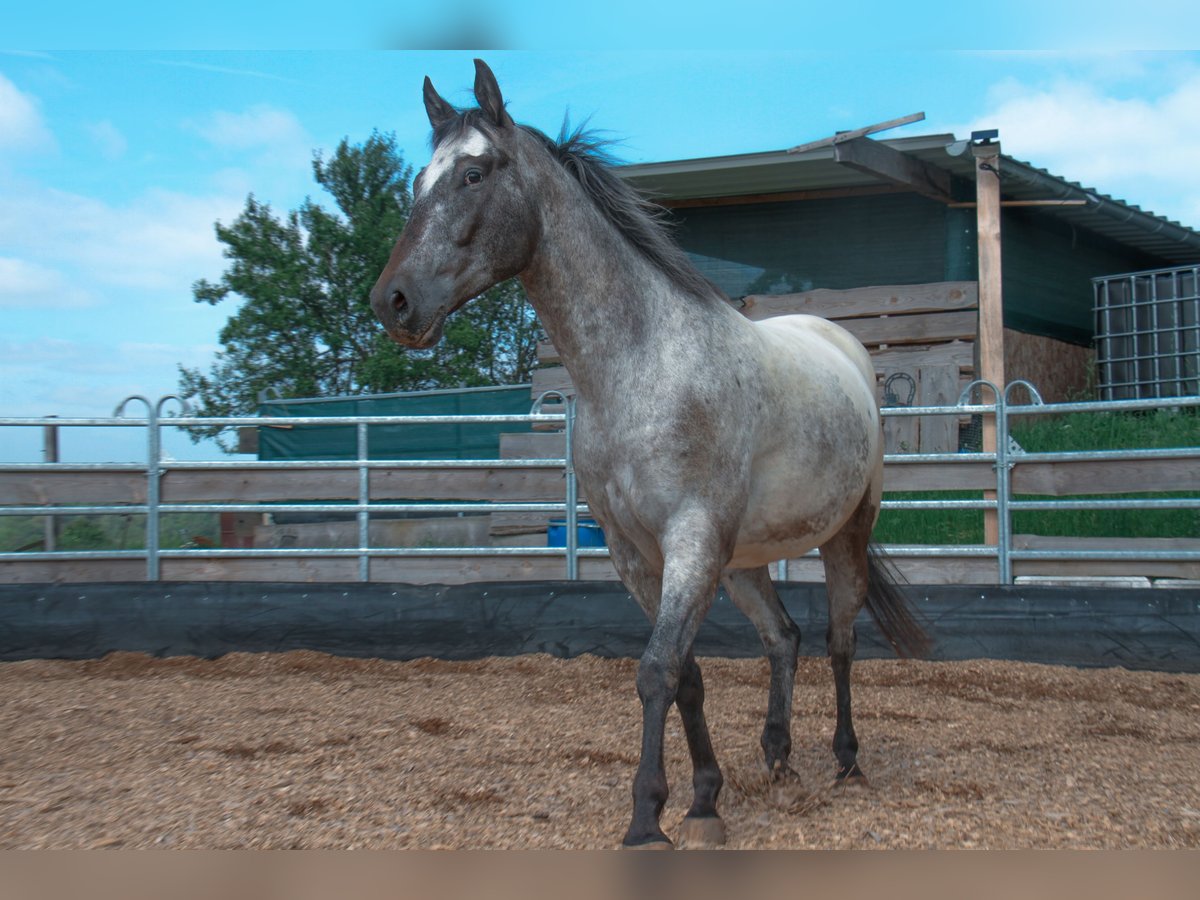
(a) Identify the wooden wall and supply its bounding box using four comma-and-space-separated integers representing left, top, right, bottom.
532, 281, 980, 454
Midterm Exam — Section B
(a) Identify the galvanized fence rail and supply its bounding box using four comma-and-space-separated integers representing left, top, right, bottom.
1, 385, 1198, 584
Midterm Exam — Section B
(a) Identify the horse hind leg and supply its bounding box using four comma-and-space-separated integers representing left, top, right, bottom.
819, 491, 928, 785
819, 501, 874, 785
722, 566, 801, 779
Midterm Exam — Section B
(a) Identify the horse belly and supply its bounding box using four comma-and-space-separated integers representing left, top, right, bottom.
728, 483, 862, 570
720, 317, 880, 571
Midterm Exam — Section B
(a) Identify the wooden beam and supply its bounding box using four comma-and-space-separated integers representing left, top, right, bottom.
656, 183, 905, 210
973, 140, 1005, 545
741, 281, 978, 321
786, 112, 926, 154
834, 310, 977, 347
833, 137, 954, 204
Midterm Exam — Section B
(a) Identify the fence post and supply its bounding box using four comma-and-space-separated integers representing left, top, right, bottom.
994, 389, 1011, 584
115, 396, 158, 580
42, 417, 59, 552
564, 396, 579, 581
357, 421, 371, 583
998, 381, 1045, 585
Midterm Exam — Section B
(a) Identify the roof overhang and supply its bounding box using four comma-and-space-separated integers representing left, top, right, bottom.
618, 134, 1200, 266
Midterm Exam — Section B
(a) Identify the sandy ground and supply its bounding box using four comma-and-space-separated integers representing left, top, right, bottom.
1, 651, 1198, 849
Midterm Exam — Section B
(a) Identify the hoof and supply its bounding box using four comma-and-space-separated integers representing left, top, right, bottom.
622, 837, 675, 850
834, 764, 870, 788
676, 815, 727, 848
769, 760, 799, 782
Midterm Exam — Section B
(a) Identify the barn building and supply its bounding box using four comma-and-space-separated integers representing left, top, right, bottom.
531, 128, 1200, 454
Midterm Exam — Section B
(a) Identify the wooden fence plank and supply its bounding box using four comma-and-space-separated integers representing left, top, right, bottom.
742, 281, 978, 321
772, 554, 998, 584
0, 471, 146, 505
872, 341, 974, 372
1011, 456, 1200, 496
162, 467, 571, 503
917, 365, 960, 454
1012, 535, 1200, 580
882, 461, 995, 491
879, 367, 918, 454
0, 559, 147, 583
162, 557, 361, 583
500, 432, 566, 459
836, 310, 978, 347
370, 555, 620, 584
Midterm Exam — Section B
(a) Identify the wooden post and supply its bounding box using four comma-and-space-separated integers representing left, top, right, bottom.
973, 140, 1004, 545
43, 418, 59, 552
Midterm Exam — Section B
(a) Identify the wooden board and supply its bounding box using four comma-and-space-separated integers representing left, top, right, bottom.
0, 559, 147, 583
772, 554, 999, 585
882, 460, 995, 491
879, 367, 918, 454
155, 467, 571, 503
741, 281, 977, 322
917, 365, 961, 454
1011, 455, 1200, 496
833, 137, 954, 204
0, 471, 146, 505
530, 366, 575, 400
872, 341, 974, 372
837, 310, 977, 348
1011, 535, 1200, 580
500, 432, 566, 459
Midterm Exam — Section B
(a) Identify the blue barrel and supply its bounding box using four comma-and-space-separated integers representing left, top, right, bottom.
547, 517, 607, 547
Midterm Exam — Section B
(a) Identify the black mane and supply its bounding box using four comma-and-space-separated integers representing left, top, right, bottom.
432, 109, 727, 304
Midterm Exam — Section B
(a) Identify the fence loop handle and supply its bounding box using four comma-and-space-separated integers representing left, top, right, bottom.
531, 390, 569, 417
956, 379, 1001, 407
155, 394, 190, 417
1003, 380, 1044, 406
113, 395, 152, 417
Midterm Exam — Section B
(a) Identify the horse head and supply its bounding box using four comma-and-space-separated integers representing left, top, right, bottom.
371, 59, 538, 349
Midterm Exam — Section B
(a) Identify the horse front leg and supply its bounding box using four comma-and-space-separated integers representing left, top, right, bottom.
623, 527, 724, 848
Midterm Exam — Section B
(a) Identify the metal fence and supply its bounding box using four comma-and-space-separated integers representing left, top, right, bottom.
1, 383, 1198, 585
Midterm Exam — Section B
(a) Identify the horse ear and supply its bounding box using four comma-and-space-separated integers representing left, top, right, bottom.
473, 58, 512, 127
423, 76, 458, 129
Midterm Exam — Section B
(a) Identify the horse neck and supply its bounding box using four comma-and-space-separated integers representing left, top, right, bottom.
517, 165, 730, 404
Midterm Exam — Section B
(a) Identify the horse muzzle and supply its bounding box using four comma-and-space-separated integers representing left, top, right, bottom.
371, 274, 450, 349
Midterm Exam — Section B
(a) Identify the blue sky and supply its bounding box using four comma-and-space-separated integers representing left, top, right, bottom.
3, 43, 1200, 460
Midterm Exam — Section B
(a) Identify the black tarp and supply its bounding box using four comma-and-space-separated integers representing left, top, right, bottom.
1, 582, 1197, 672
257, 385, 534, 461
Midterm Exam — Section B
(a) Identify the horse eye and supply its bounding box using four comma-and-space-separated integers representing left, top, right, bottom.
464, 169, 483, 186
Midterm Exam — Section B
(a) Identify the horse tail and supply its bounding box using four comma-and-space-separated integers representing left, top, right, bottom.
863, 543, 931, 659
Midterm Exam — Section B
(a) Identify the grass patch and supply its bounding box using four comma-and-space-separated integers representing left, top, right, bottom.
874, 408, 1199, 544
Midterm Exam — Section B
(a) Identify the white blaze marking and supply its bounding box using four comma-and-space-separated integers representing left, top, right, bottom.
416, 129, 490, 198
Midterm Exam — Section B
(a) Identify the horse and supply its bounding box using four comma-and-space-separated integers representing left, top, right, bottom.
371, 59, 929, 848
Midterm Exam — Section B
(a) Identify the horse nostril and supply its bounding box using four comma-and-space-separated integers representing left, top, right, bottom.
391, 290, 407, 312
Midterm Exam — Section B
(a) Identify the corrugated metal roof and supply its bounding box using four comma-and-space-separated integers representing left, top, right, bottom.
618, 135, 1200, 265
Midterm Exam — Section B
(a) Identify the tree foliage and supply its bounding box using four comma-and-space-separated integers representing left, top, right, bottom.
179, 132, 540, 450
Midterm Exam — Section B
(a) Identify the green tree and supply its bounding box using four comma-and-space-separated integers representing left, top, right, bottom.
179, 132, 539, 450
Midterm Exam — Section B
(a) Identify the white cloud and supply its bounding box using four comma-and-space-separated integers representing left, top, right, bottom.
86, 120, 128, 160
187, 104, 309, 152
183, 104, 314, 189
0, 337, 219, 412
0, 182, 241, 292
0, 73, 54, 154
0, 257, 97, 308
950, 69, 1200, 228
